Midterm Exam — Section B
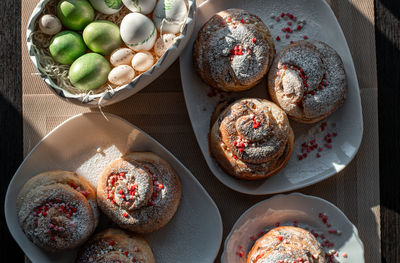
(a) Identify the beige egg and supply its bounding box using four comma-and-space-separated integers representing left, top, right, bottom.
154, 33, 176, 57
39, 14, 62, 35
131, 51, 154, 72
110, 48, 135, 67
108, 65, 135, 86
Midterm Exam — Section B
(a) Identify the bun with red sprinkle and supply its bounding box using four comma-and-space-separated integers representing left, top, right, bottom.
247, 226, 326, 263
16, 170, 99, 251
194, 8, 275, 92
97, 152, 181, 233
209, 98, 294, 180
268, 40, 347, 123
76, 228, 155, 263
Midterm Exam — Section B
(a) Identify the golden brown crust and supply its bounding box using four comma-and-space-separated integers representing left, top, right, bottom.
209, 98, 294, 180
247, 226, 326, 263
97, 152, 181, 233
76, 228, 155, 263
16, 170, 98, 251
268, 40, 347, 124
194, 8, 274, 92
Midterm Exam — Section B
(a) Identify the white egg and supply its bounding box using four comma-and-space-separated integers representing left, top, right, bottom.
38, 14, 62, 35
154, 33, 176, 57
153, 0, 188, 34
120, 13, 157, 51
110, 48, 135, 66
89, 0, 123, 14
108, 65, 135, 86
122, 0, 156, 15
131, 51, 154, 72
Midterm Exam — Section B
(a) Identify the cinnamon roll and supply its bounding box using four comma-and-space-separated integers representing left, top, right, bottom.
247, 226, 326, 263
193, 8, 274, 92
209, 98, 294, 180
268, 40, 347, 123
16, 170, 99, 251
76, 228, 155, 263
97, 152, 181, 233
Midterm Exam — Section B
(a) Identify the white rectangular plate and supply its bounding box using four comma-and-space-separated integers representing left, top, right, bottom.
180, 0, 363, 195
5, 112, 223, 263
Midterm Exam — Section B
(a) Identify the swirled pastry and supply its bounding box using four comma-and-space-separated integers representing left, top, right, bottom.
76, 228, 155, 263
209, 98, 294, 180
194, 8, 274, 92
16, 170, 99, 251
97, 152, 181, 233
247, 226, 326, 263
268, 40, 347, 123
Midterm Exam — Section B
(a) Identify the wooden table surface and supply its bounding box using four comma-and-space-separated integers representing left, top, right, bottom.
1, 0, 399, 262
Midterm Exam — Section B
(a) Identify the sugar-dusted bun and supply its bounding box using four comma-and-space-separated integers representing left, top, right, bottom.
247, 226, 326, 263
97, 152, 181, 233
76, 228, 155, 263
16, 170, 98, 251
268, 40, 347, 123
194, 8, 274, 92
209, 98, 294, 180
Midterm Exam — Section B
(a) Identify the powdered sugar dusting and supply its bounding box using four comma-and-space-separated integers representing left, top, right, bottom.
210, 98, 294, 178
18, 183, 96, 251
269, 40, 347, 122
195, 9, 274, 90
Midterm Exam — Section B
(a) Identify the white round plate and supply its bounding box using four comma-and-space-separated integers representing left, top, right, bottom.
27, 0, 196, 107
179, 0, 363, 195
221, 193, 364, 263
5, 112, 222, 263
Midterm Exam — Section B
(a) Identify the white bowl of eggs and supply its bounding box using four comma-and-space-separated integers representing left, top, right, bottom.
27, 0, 196, 107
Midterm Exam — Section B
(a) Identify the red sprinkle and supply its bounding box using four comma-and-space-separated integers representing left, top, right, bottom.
252, 37, 256, 43
280, 12, 285, 17
303, 35, 309, 39
342, 253, 348, 258
275, 222, 280, 227
276, 36, 281, 41
123, 213, 128, 218
316, 153, 321, 158
276, 17, 281, 22
240, 18, 245, 24
297, 25, 302, 30
287, 21, 292, 26
277, 235, 283, 241
237, 251, 244, 258
109, 241, 115, 246
233, 156, 238, 160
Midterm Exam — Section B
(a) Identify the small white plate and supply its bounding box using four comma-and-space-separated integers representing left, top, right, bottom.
5, 112, 223, 263
179, 0, 363, 195
221, 193, 364, 263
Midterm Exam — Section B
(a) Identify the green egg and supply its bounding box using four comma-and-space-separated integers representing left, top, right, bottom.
69, 53, 111, 91
57, 0, 94, 30
49, 31, 86, 65
83, 20, 122, 56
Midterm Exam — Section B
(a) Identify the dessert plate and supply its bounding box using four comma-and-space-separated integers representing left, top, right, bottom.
221, 193, 364, 263
5, 112, 222, 263
180, 0, 363, 194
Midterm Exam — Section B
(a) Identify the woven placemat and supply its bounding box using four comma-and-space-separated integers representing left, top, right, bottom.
21, 0, 379, 262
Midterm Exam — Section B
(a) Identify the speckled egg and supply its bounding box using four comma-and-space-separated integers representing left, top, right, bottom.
120, 13, 157, 51
110, 48, 135, 66
153, 0, 188, 34
89, 0, 123, 14
122, 0, 156, 15
108, 65, 135, 86
39, 14, 62, 35
131, 51, 154, 72
154, 33, 176, 57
